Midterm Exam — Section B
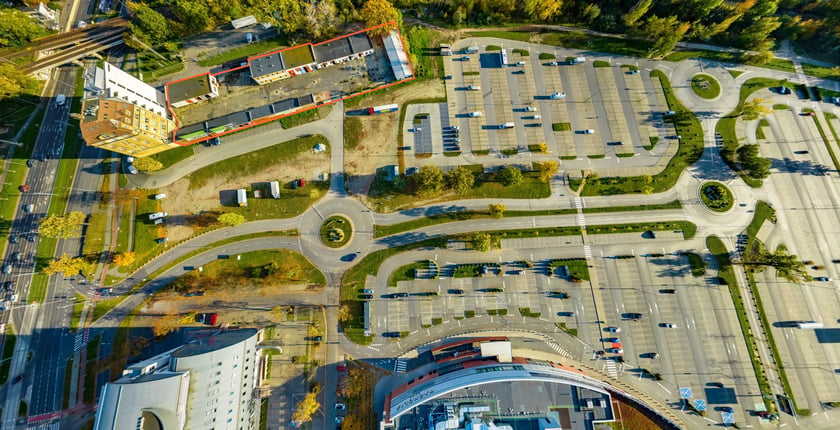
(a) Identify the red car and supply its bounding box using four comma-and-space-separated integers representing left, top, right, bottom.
19, 185, 29, 192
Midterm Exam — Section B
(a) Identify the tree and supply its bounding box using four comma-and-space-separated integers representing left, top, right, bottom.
736, 144, 771, 179
489, 204, 506, 219
622, 0, 653, 28
218, 212, 246, 226
291, 392, 320, 424
534, 160, 559, 183
112, 252, 136, 267
447, 166, 475, 194
0, 8, 49, 49
0, 63, 39, 100
471, 233, 492, 252
740, 98, 772, 121
304, 0, 340, 39
523, 0, 562, 22
39, 212, 86, 238
359, 0, 401, 36
273, 0, 307, 35
581, 4, 601, 24
43, 254, 88, 277
413, 165, 445, 197
127, 2, 172, 45
133, 157, 163, 171
633, 15, 691, 57
497, 165, 523, 186
740, 50, 775, 65
173, 0, 210, 34
739, 16, 781, 51
337, 304, 351, 322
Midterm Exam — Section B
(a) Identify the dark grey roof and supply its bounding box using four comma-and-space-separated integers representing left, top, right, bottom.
175, 121, 206, 139
249, 53, 285, 78
313, 38, 352, 63
272, 98, 298, 113
348, 33, 373, 53
167, 74, 214, 103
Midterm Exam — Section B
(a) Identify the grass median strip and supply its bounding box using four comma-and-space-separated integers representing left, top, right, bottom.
374, 201, 682, 238
812, 115, 840, 172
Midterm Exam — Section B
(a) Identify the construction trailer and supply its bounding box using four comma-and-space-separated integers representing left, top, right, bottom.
237, 188, 248, 207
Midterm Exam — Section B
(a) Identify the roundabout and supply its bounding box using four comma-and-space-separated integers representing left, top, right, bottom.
320, 215, 353, 248
699, 181, 734, 212
690, 73, 721, 100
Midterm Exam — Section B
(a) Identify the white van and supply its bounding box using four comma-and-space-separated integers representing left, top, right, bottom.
515, 61, 526, 66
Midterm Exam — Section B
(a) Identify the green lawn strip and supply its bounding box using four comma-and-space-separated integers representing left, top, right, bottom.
113, 200, 133, 254
801, 63, 840, 81
552, 122, 571, 131
0, 325, 16, 384
593, 60, 611, 68
684, 252, 706, 276
0, 92, 42, 142
70, 293, 86, 332
82, 212, 107, 257
485, 45, 502, 51
121, 196, 166, 273
581, 71, 703, 196
690, 73, 721, 99
89, 230, 297, 323
586, 221, 696, 240
387, 260, 435, 287
716, 77, 785, 188
706, 235, 776, 414
137, 51, 184, 82
197, 36, 289, 67
664, 49, 795, 73
538, 53, 556, 60
83, 335, 100, 404
512, 48, 529, 56
810, 115, 840, 172
825, 114, 840, 159
548, 258, 589, 280
344, 117, 364, 150
772, 104, 788, 110
643, 136, 659, 150
62, 356, 73, 410
728, 70, 744, 79
519, 307, 541, 318
279, 106, 326, 129
747, 201, 776, 239
374, 201, 681, 238
149, 144, 194, 169
756, 119, 768, 140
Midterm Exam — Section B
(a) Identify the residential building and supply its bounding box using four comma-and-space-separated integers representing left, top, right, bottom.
85, 63, 169, 117
94, 328, 264, 430
167, 73, 220, 108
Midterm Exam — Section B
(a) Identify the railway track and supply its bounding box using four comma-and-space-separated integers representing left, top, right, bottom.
0, 18, 128, 63
23, 33, 127, 74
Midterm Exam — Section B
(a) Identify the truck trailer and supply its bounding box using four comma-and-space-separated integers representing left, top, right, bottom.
270, 181, 280, 199
368, 104, 399, 115
237, 189, 248, 207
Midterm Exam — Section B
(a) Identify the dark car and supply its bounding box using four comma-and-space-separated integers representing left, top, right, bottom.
3, 281, 12, 291
26, 159, 34, 167
360, 294, 373, 300
448, 289, 464, 295
794, 150, 809, 154
395, 292, 408, 298
12, 374, 24, 384
310, 336, 323, 342
8, 235, 18, 244
624, 313, 643, 320
341, 253, 358, 262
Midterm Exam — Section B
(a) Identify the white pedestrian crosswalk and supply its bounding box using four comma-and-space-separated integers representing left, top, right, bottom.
74, 332, 85, 351
394, 359, 407, 373
583, 245, 592, 259
545, 341, 573, 359
574, 197, 583, 209
604, 360, 619, 379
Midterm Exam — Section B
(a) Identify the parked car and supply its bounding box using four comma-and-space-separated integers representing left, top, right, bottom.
625, 313, 643, 320
460, 56, 470, 61
603, 337, 620, 343
362, 289, 373, 294
604, 326, 621, 333
605, 348, 623, 354
360, 294, 373, 300
629, 69, 640, 74
660, 323, 677, 328
642, 352, 660, 359
448, 289, 464, 295
815, 277, 832, 282
582, 129, 595, 134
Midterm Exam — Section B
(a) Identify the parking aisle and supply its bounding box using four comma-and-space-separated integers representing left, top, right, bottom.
624, 69, 657, 153
595, 67, 633, 155
541, 64, 576, 158
462, 54, 488, 153
511, 57, 542, 149
563, 65, 600, 156
488, 62, 515, 152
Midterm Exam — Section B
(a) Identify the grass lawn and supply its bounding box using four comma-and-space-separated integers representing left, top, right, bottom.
512, 48, 529, 56
0, 106, 40, 257
548, 258, 590, 280
700, 181, 734, 212
188, 135, 327, 189
485, 45, 503, 51
717, 77, 786, 188
538, 53, 556, 60
581, 71, 703, 196
684, 252, 706, 276
593, 60, 611, 68
196, 36, 289, 67
552, 122, 571, 131
467, 30, 650, 58
344, 117, 364, 150
729, 70, 744, 79
691, 73, 721, 99
388, 260, 435, 287
70, 293, 86, 332
0, 93, 42, 142
587, 221, 696, 239
166, 249, 325, 294
136, 51, 184, 82
320, 216, 353, 248
801, 63, 840, 81
279, 106, 328, 129
149, 144, 194, 169
810, 115, 840, 172
0, 325, 15, 384
664, 49, 795, 73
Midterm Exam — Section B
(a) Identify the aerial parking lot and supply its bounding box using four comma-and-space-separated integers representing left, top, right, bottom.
433, 42, 676, 162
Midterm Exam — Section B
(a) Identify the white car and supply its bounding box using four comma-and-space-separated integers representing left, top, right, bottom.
335, 403, 346, 410
604, 326, 621, 333
582, 129, 595, 134
468, 111, 483, 117
154, 193, 166, 200
524, 106, 537, 112
550, 92, 566, 99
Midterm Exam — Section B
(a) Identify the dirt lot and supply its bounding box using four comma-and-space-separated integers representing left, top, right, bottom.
344, 79, 445, 202
159, 149, 329, 242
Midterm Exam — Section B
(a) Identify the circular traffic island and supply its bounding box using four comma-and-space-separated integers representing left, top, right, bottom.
700, 181, 734, 212
320, 215, 353, 248
690, 73, 721, 99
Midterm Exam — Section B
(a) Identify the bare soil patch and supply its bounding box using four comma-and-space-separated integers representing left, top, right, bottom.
344, 79, 445, 204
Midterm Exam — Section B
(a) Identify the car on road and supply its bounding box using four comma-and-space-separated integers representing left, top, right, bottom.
3, 281, 12, 291
153, 193, 166, 200
628, 69, 640, 74
10, 252, 20, 262
448, 289, 464, 295
335, 403, 346, 410
582, 129, 595, 134
815, 277, 832, 281
19, 185, 29, 192
12, 374, 24, 384
660, 289, 676, 294
660, 323, 677, 328
341, 253, 358, 262
127, 165, 139, 174
2, 265, 10, 275
624, 313, 643, 320
23, 204, 33, 213
778, 86, 792, 94
604, 326, 621, 333
26, 159, 33, 167
362, 289, 373, 294
557, 311, 575, 317
794, 150, 809, 154
642, 352, 659, 359
605, 348, 623, 354
8, 235, 17, 244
